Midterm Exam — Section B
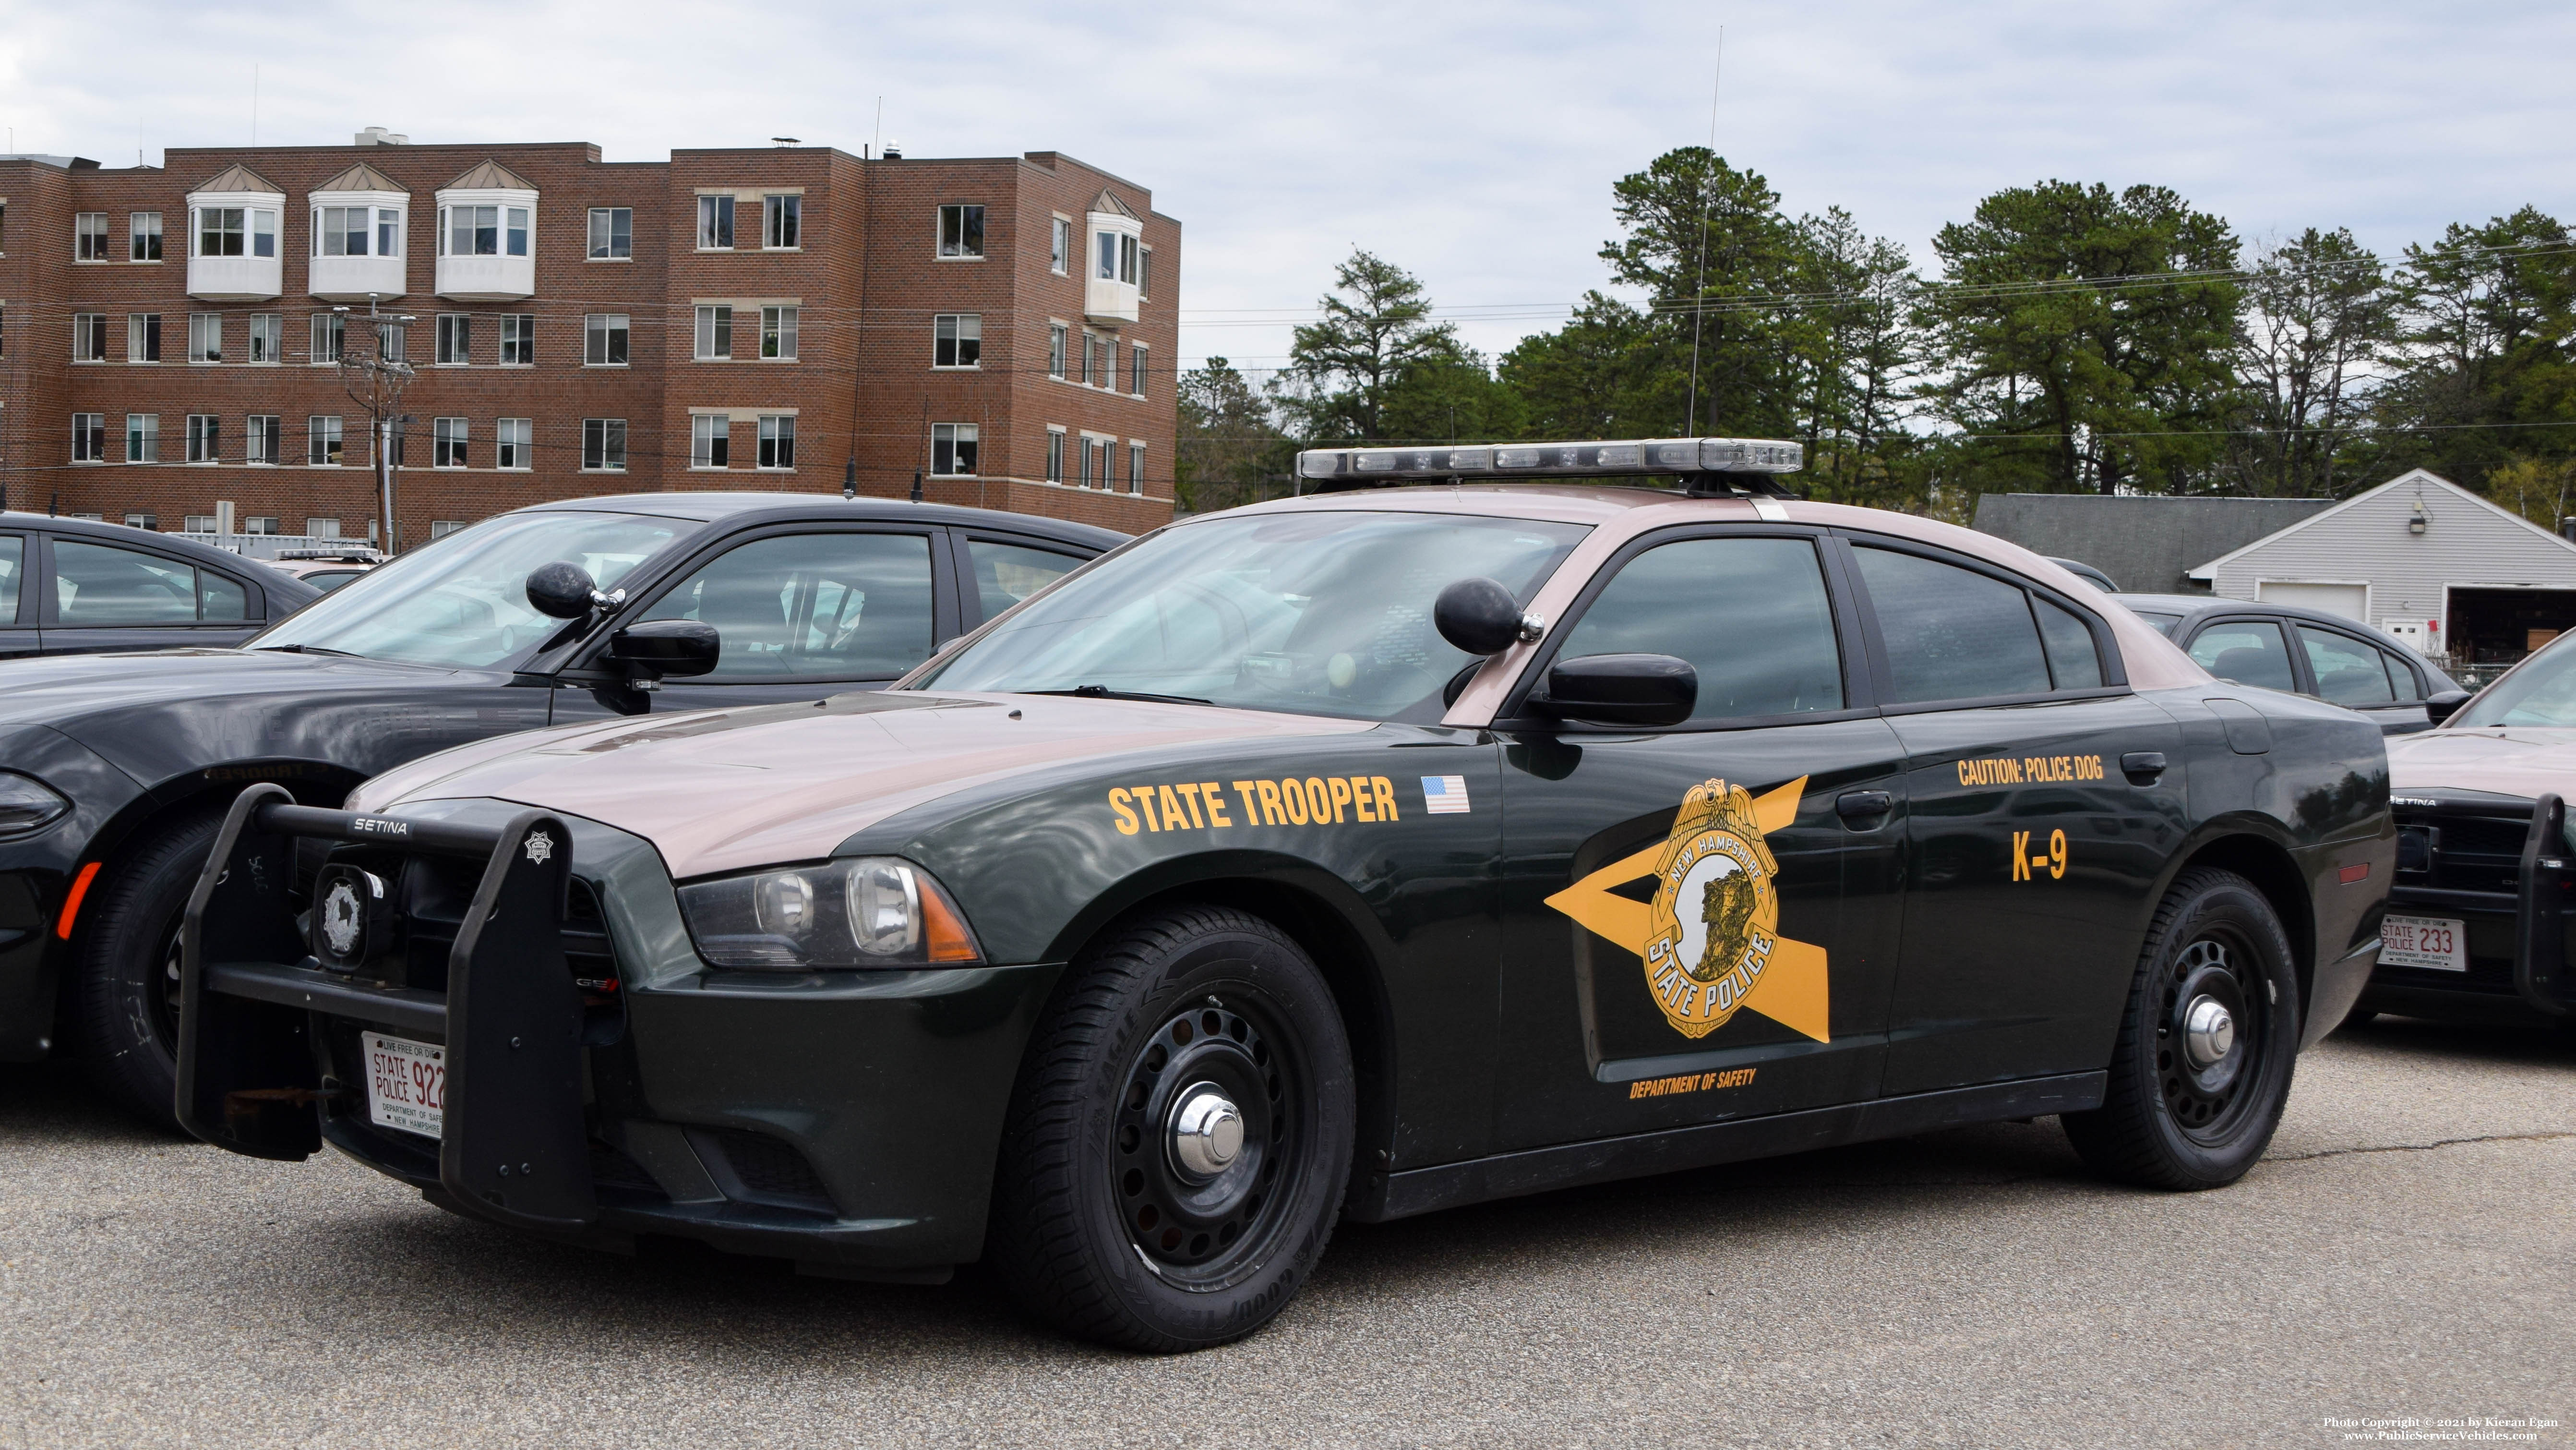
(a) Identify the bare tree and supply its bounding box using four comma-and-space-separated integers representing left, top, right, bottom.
2227, 229, 2392, 496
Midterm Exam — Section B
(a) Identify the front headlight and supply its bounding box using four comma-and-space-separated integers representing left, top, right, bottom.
0, 773, 72, 839
678, 857, 983, 969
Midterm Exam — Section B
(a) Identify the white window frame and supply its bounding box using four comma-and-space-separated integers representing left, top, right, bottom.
1130, 342, 1148, 397
436, 314, 472, 365
128, 313, 161, 363
126, 413, 160, 463
130, 211, 163, 261
248, 313, 283, 364
931, 422, 979, 476
764, 194, 801, 250
583, 418, 628, 471
73, 313, 108, 362
1140, 244, 1151, 300
246, 414, 280, 464
756, 414, 795, 471
185, 414, 221, 464
72, 413, 106, 463
933, 313, 981, 369
309, 415, 344, 466
311, 313, 345, 365
432, 417, 469, 469
936, 204, 984, 259
305, 519, 342, 539
497, 417, 532, 471
587, 206, 632, 260
690, 415, 730, 469
696, 195, 735, 250
695, 305, 733, 361
1129, 441, 1146, 495
1045, 426, 1065, 483
315, 205, 372, 257
500, 314, 534, 366
75, 212, 109, 261
761, 305, 797, 361
585, 314, 630, 367
430, 520, 467, 541
1048, 323, 1067, 379
1051, 216, 1071, 275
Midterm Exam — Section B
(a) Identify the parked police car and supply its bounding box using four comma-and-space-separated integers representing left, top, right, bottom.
178, 439, 2392, 1352
0, 495, 1117, 1127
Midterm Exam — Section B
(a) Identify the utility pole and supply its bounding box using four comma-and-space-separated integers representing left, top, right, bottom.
338, 296, 416, 551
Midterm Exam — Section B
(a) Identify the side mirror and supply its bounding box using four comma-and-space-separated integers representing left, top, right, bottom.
608, 619, 721, 679
2425, 689, 2473, 725
1532, 653, 1697, 728
527, 561, 602, 620
1435, 577, 1538, 656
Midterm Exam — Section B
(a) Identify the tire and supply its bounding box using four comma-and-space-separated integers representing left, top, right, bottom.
71, 811, 226, 1132
987, 904, 1356, 1352
2062, 868, 2301, 1191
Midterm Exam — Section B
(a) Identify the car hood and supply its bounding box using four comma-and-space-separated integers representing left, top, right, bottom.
2385, 727, 2576, 801
356, 691, 1377, 880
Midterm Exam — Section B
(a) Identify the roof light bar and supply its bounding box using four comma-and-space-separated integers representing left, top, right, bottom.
1294, 436, 1804, 484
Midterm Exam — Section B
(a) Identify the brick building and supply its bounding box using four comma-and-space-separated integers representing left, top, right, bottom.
0, 136, 1177, 545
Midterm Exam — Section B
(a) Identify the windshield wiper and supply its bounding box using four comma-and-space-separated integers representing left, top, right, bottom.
1028, 684, 1214, 707
252, 643, 361, 657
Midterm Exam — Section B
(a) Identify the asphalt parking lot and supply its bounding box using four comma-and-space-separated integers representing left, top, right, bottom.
1, 1015, 2567, 1450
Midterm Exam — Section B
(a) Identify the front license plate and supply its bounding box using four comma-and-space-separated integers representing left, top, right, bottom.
2380, 915, 2467, 972
363, 1031, 446, 1138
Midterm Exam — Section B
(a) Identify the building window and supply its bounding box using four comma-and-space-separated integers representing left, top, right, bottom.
436, 314, 472, 364
309, 416, 344, 466
1131, 343, 1148, 397
585, 314, 629, 366
933, 313, 981, 368
377, 322, 406, 362
186, 414, 222, 463
695, 305, 732, 361
757, 415, 795, 470
126, 414, 160, 463
1105, 436, 1121, 491
379, 207, 402, 256
764, 194, 800, 249
311, 313, 345, 364
1045, 427, 1065, 483
1078, 330, 1093, 386
247, 415, 280, 463
931, 423, 978, 475
433, 417, 469, 468
1139, 246, 1151, 300
1051, 216, 1071, 274
126, 513, 158, 531
587, 207, 632, 259
196, 206, 276, 258
130, 211, 163, 261
430, 521, 467, 541
73, 313, 108, 361
72, 414, 106, 462
306, 519, 341, 538
582, 418, 627, 471
248, 313, 282, 363
1048, 324, 1066, 378
316, 206, 372, 256
691, 415, 730, 469
1077, 435, 1094, 489
183, 515, 217, 532
761, 305, 797, 360
184, 313, 222, 364
241, 517, 280, 535
500, 314, 534, 365
937, 204, 984, 258
1129, 442, 1146, 495
697, 195, 734, 249
441, 205, 527, 257
497, 418, 531, 470
77, 213, 109, 260
129, 314, 162, 362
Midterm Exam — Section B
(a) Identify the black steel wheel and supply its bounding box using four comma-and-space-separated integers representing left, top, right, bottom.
2064, 868, 2300, 1190
988, 904, 1354, 1352
71, 810, 226, 1133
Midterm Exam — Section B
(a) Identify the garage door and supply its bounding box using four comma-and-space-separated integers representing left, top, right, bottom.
2256, 581, 2366, 621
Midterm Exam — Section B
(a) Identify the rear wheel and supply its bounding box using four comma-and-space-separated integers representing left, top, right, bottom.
987, 905, 1355, 1352
2063, 868, 2300, 1190
71, 812, 225, 1132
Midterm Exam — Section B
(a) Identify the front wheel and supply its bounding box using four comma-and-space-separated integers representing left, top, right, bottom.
2062, 868, 2301, 1190
71, 811, 226, 1132
987, 905, 1355, 1352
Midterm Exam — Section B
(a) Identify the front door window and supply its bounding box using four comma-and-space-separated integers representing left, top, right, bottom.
640, 532, 937, 683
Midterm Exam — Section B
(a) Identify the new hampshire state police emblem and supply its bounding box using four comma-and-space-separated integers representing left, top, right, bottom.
1545, 776, 1832, 1043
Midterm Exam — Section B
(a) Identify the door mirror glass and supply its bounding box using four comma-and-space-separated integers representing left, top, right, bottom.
527, 561, 601, 619
1535, 652, 1696, 727
608, 619, 721, 678
2425, 689, 2474, 725
1556, 536, 1844, 722
640, 532, 935, 681
2187, 622, 2297, 692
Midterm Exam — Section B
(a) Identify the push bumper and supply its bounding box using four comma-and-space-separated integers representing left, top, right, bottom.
2371, 792, 2573, 1021
178, 785, 1056, 1275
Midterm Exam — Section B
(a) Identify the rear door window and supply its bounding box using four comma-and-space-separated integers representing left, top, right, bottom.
641, 532, 935, 681
1852, 545, 2050, 703
52, 539, 243, 624
2187, 621, 2297, 692
2298, 626, 2397, 705
1553, 535, 1844, 722
0, 536, 23, 621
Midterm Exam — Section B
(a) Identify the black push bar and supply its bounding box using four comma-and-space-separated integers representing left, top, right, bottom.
175, 783, 602, 1229
2515, 793, 2571, 1018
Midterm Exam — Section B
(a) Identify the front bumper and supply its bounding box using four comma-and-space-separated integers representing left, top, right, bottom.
178, 786, 1057, 1275
2369, 792, 2573, 1022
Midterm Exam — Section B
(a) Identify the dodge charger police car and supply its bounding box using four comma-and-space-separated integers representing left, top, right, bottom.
177, 438, 2393, 1352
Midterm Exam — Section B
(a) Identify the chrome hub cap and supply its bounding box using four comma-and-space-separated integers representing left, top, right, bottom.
2182, 994, 2235, 1069
1167, 1083, 1245, 1180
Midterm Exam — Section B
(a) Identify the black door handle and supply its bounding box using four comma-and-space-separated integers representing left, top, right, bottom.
1836, 790, 1893, 823
2121, 751, 2168, 783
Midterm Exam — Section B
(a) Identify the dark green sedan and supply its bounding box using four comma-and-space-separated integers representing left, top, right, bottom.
178, 438, 2394, 1351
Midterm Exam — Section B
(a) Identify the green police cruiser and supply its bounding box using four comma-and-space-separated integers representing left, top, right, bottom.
178, 438, 2394, 1351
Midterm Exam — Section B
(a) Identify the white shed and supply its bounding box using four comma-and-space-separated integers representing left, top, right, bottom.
2189, 470, 2576, 672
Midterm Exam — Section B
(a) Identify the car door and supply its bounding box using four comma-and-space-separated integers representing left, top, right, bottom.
1845, 536, 2191, 1096
37, 533, 260, 655
956, 531, 1096, 628
1491, 526, 1908, 1151
2182, 616, 2300, 695
552, 523, 958, 720
2295, 622, 2428, 734
0, 533, 35, 659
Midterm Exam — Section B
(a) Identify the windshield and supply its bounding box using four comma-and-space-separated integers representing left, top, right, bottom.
2452, 635, 2576, 727
915, 510, 1589, 722
251, 511, 685, 667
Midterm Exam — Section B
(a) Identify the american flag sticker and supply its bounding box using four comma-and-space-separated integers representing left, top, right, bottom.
1422, 775, 1471, 815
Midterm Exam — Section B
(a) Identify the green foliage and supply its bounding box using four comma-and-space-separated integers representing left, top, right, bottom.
2375, 207, 2576, 487
1175, 356, 1291, 514
2223, 228, 2393, 497
1280, 251, 1464, 443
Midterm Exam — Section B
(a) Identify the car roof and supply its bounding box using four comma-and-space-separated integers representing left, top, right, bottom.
513, 493, 1127, 549
2116, 592, 2387, 631
0, 511, 321, 601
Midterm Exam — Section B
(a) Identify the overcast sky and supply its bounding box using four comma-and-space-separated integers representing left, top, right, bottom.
5, 0, 2571, 372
